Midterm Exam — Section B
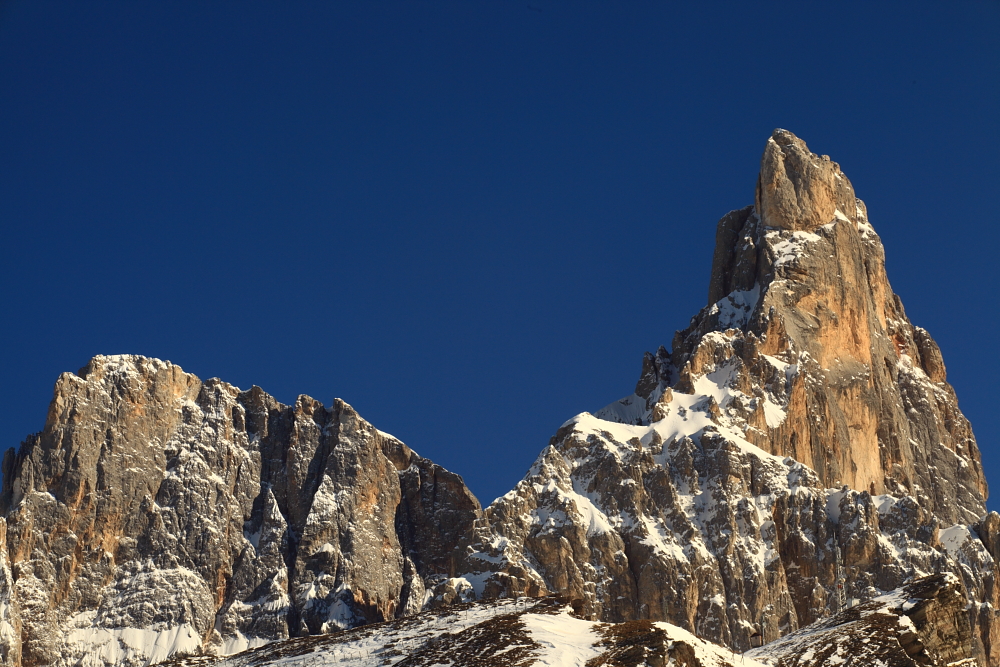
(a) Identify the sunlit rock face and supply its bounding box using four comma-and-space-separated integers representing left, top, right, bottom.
699, 130, 986, 523
452, 130, 997, 665
755, 128, 859, 233
0, 355, 481, 667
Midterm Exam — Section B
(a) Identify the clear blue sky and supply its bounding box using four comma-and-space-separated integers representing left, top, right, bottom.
1, 2, 997, 510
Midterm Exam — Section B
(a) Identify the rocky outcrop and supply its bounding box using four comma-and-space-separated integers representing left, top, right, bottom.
685, 132, 987, 524
159, 596, 770, 667
750, 573, 976, 667
0, 517, 21, 666
0, 355, 481, 666
755, 129, 858, 233
446, 130, 996, 665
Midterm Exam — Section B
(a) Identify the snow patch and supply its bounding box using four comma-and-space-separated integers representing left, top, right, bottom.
767, 230, 823, 267
939, 524, 972, 557
219, 632, 272, 656
825, 489, 848, 523
873, 494, 897, 515
64, 620, 203, 667
522, 612, 604, 666
710, 284, 760, 330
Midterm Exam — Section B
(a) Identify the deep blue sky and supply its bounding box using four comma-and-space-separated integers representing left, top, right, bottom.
1, 2, 998, 511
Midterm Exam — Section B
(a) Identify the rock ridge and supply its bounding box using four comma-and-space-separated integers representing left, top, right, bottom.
756, 128, 858, 233
0, 355, 482, 666
156, 575, 976, 667
748, 573, 977, 666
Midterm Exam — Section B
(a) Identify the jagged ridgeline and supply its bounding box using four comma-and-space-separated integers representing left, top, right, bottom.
0, 359, 483, 666
0, 129, 996, 667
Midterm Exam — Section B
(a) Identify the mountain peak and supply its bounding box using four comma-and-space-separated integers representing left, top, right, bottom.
756, 128, 857, 232
682, 130, 989, 522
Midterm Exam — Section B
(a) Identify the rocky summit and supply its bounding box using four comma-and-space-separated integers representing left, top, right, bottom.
0, 129, 995, 667
442, 129, 997, 659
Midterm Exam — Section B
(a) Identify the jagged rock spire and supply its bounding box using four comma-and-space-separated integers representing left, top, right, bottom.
691, 130, 987, 523
476, 129, 996, 663
755, 128, 858, 231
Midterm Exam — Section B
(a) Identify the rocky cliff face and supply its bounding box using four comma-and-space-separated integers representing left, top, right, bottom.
0, 355, 480, 666
444, 130, 997, 665
699, 129, 986, 523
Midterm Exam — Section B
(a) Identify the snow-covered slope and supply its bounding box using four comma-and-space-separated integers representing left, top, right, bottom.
159, 575, 971, 667
451, 381, 996, 653
160, 597, 769, 667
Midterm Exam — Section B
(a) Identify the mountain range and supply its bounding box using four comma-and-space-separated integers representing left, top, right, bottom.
0, 129, 994, 667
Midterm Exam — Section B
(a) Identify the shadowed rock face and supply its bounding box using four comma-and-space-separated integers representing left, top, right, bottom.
0, 356, 481, 667
449, 130, 996, 665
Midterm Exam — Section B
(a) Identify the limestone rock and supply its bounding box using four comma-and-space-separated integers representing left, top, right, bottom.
0, 518, 20, 667
0, 129, 992, 667
749, 573, 976, 667
755, 128, 856, 232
